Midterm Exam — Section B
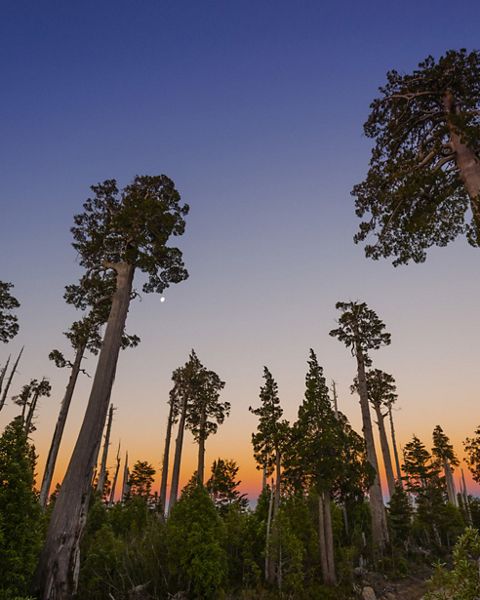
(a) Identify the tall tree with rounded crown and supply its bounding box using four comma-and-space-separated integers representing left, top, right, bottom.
330, 301, 390, 551
432, 425, 459, 506
35, 175, 189, 600
353, 49, 480, 265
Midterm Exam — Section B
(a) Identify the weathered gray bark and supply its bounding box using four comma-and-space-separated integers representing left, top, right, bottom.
159, 400, 175, 513
0, 355, 11, 398
444, 460, 457, 506
0, 347, 23, 411
331, 379, 339, 417
444, 91, 480, 235
274, 448, 281, 516
39, 344, 85, 508
262, 464, 267, 491
108, 442, 121, 506
168, 393, 188, 514
96, 403, 114, 496
355, 347, 389, 551
373, 403, 396, 499
461, 469, 472, 524
388, 404, 402, 483
318, 494, 329, 584
35, 262, 135, 600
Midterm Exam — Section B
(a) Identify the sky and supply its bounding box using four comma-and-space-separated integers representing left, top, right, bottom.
1, 0, 480, 501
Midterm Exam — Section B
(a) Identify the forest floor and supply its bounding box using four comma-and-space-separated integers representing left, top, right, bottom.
362, 566, 431, 599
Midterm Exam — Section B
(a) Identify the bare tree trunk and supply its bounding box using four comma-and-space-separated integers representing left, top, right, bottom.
96, 403, 114, 497
265, 480, 274, 583
159, 400, 175, 513
121, 451, 130, 501
0, 355, 11, 397
25, 385, 43, 434
35, 262, 135, 600
108, 442, 121, 506
40, 345, 85, 508
388, 404, 402, 483
461, 469, 472, 524
444, 91, 480, 237
331, 379, 339, 417
168, 394, 188, 514
444, 460, 457, 506
262, 464, 267, 491
355, 347, 389, 551
318, 493, 329, 584
373, 403, 396, 499
197, 407, 206, 486
323, 492, 337, 586
0, 347, 24, 411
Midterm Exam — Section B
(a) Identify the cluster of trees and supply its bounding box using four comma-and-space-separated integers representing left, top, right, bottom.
1, 47, 480, 599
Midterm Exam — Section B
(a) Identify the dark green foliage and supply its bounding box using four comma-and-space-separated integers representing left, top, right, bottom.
0, 281, 20, 343
0, 418, 43, 599
432, 425, 459, 467
353, 49, 480, 264
464, 426, 480, 483
166, 484, 227, 598
388, 483, 413, 547
71, 175, 189, 294
129, 460, 156, 498
207, 458, 249, 513
329, 301, 391, 366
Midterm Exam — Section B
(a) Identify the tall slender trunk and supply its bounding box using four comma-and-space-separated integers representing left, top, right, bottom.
0, 347, 24, 411
331, 379, 339, 417
24, 389, 41, 433
262, 464, 267, 491
444, 460, 457, 506
197, 406, 206, 485
35, 262, 135, 600
318, 494, 329, 584
461, 469, 472, 524
355, 347, 389, 551
96, 403, 114, 497
40, 344, 85, 508
274, 447, 281, 516
373, 403, 395, 499
168, 394, 188, 514
121, 451, 130, 501
265, 480, 274, 583
444, 91, 480, 237
108, 442, 121, 506
323, 492, 337, 585
388, 404, 402, 483
159, 401, 175, 513
0, 355, 11, 397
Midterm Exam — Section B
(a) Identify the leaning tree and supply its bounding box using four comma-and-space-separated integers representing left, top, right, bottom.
353, 49, 480, 265
330, 301, 390, 551
35, 175, 189, 600
0, 281, 20, 343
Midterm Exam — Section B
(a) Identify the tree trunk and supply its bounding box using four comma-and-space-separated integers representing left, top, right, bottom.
24, 389, 40, 434
262, 464, 267, 491
444, 91, 480, 237
323, 491, 337, 586
388, 404, 402, 483
121, 451, 130, 501
373, 403, 396, 499
108, 442, 121, 506
96, 403, 114, 497
159, 401, 175, 513
168, 393, 188, 514
274, 447, 281, 517
265, 480, 274, 583
444, 460, 457, 506
318, 493, 330, 585
355, 347, 389, 551
197, 405, 206, 486
0, 355, 11, 398
35, 262, 135, 600
0, 346, 23, 411
461, 469, 472, 524
40, 344, 85, 508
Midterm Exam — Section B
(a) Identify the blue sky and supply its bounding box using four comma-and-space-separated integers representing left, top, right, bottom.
1, 0, 480, 495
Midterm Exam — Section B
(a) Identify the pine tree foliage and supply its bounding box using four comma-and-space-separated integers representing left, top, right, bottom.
432, 425, 459, 467
464, 427, 480, 483
128, 461, 156, 498
0, 417, 43, 599
206, 458, 248, 513
353, 49, 480, 265
0, 281, 20, 343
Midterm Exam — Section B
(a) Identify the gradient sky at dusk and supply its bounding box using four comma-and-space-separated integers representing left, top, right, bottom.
1, 1, 480, 499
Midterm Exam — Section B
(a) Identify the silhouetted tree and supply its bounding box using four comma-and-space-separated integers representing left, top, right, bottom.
206, 458, 248, 514
159, 387, 180, 513
353, 49, 480, 265
0, 346, 24, 412
432, 425, 459, 506
36, 175, 189, 600
129, 460, 156, 498
464, 426, 480, 484
330, 301, 390, 551
0, 280, 20, 343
